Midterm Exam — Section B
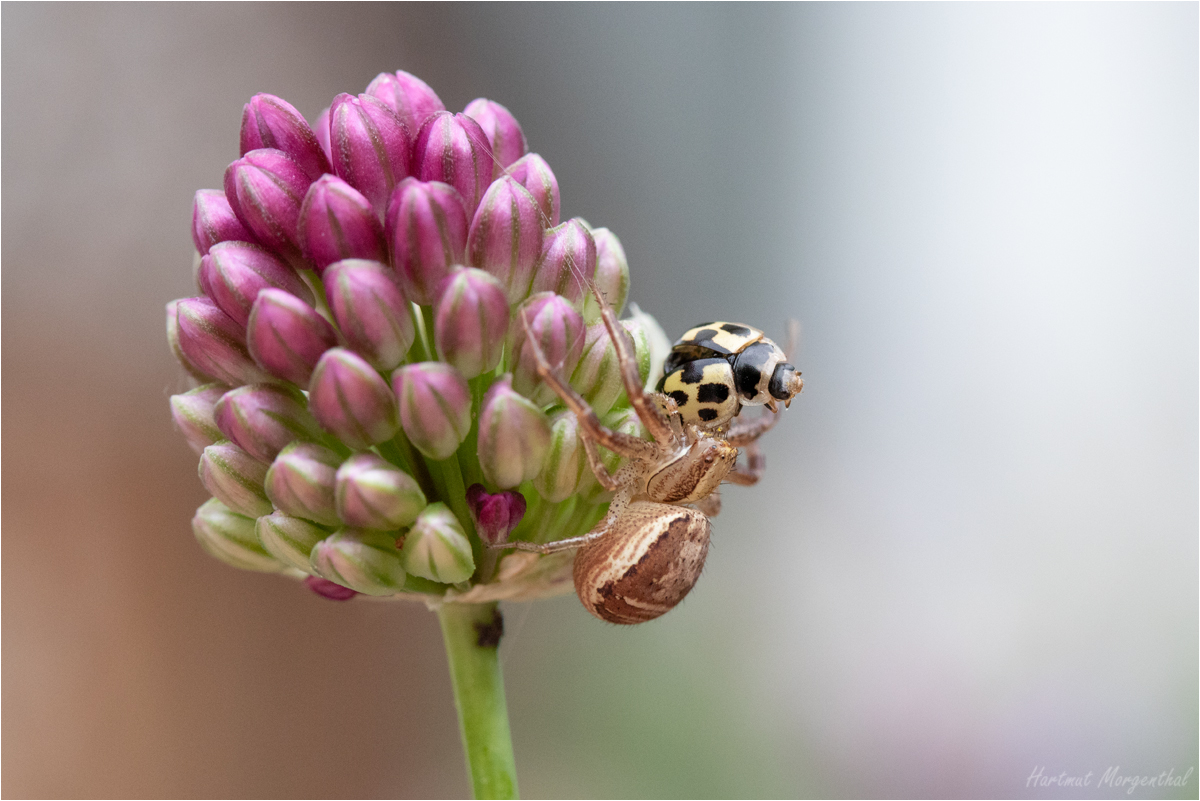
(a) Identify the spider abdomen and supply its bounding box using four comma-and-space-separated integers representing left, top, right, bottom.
573, 501, 711, 624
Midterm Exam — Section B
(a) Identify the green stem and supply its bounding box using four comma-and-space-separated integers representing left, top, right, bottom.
438, 602, 519, 799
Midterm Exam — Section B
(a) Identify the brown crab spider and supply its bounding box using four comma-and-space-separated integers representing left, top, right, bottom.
493, 285, 778, 624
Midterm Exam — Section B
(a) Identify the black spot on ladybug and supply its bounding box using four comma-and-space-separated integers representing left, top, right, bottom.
697, 408, 719, 422
697, 382, 730, 403
690, 328, 719, 345
679, 361, 707, 384
720, 323, 752, 337
669, 390, 690, 407
732, 342, 773, 399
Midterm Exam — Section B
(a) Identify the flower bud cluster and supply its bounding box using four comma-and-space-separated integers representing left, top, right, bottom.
168, 69, 666, 604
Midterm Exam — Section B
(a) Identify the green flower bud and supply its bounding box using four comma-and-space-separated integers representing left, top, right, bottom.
256, 511, 331, 573
534, 408, 590, 503
399, 502, 475, 584
626, 302, 672, 391
335, 453, 427, 530
310, 528, 407, 596
192, 497, 281, 572
198, 442, 273, 518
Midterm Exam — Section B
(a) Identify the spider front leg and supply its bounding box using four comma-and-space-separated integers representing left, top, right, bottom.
589, 284, 677, 448
723, 441, 766, 486
519, 306, 659, 464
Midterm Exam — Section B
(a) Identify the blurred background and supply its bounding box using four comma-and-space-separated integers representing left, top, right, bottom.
3, 3, 1196, 798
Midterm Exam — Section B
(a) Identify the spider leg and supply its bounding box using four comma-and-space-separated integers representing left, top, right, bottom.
492, 485, 632, 553
724, 441, 766, 486
520, 307, 659, 462
694, 487, 722, 518
590, 284, 676, 448
581, 435, 622, 492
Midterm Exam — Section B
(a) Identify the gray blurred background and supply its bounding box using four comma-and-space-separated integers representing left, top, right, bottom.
3, 3, 1196, 798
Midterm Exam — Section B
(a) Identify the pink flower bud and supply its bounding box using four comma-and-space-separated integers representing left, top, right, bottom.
465, 484, 526, 546
583, 227, 630, 323
509, 292, 586, 405
507, 153, 560, 228
170, 384, 227, 455
246, 289, 337, 386
167, 299, 217, 382
463, 98, 526, 176
392, 362, 472, 460
335, 453, 426, 530
199, 442, 273, 518
223, 148, 312, 266
466, 176, 544, 304
172, 297, 272, 387
366, 70, 446, 135
530, 219, 596, 308
412, 111, 494, 216
323, 260, 414, 372
385, 178, 468, 305
477, 375, 552, 489
329, 93, 411, 215
432, 267, 509, 379
313, 107, 332, 163
308, 348, 399, 450
240, 93, 331, 181
192, 189, 256, 256
213, 383, 322, 463
297, 175, 387, 275
199, 241, 314, 327
305, 575, 358, 601
265, 442, 342, 527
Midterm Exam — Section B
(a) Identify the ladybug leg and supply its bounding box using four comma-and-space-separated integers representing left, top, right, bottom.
724, 441, 766, 486
724, 407, 780, 447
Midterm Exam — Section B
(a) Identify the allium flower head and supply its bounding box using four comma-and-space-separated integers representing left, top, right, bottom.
166, 69, 670, 606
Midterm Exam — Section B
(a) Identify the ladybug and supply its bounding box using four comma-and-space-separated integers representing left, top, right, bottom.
656, 321, 803, 428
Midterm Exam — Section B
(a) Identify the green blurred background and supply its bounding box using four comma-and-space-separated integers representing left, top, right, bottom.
3, 4, 1196, 798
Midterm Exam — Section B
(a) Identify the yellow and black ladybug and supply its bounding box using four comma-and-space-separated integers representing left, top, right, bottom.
656, 322, 803, 428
